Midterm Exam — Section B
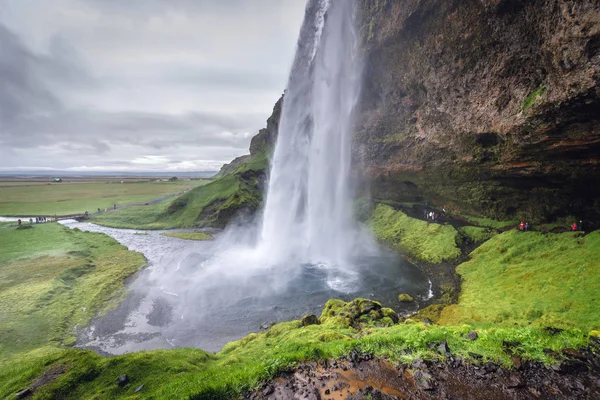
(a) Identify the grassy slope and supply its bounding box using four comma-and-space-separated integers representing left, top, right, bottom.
0, 223, 145, 397
440, 230, 600, 330
93, 152, 268, 230
0, 181, 204, 216
369, 204, 461, 263
458, 226, 496, 243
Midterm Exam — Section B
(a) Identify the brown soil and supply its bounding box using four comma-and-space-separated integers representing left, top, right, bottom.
249, 345, 600, 400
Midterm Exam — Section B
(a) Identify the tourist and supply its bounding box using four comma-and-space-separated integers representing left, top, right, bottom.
519, 221, 525, 231
579, 220, 584, 231
114, 204, 117, 210
17, 219, 21, 226
29, 218, 33, 224
572, 222, 578, 231
525, 222, 530, 231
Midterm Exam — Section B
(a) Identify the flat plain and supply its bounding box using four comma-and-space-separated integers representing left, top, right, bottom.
0, 177, 209, 216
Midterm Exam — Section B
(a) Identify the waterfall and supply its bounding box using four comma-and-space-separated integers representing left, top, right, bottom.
259, 0, 364, 268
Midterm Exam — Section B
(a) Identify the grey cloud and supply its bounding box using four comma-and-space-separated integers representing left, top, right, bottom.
0, 1, 306, 171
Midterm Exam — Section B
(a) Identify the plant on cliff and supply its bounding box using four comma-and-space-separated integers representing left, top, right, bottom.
521, 84, 547, 111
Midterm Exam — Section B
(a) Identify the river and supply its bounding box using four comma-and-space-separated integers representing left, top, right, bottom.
59, 220, 431, 355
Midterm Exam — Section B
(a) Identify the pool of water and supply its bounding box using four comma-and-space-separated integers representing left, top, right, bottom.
60, 220, 431, 354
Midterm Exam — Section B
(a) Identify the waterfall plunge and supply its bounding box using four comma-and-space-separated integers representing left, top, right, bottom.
259, 0, 369, 269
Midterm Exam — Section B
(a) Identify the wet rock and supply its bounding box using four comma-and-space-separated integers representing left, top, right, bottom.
506, 374, 524, 389
438, 340, 450, 356
466, 331, 478, 341
15, 389, 32, 399
543, 327, 564, 335
397, 293, 414, 302
422, 318, 433, 325
511, 356, 522, 370
117, 374, 129, 388
412, 358, 427, 370
301, 314, 320, 327
134, 384, 144, 393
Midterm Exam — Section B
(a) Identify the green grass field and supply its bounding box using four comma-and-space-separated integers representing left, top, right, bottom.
0, 223, 145, 358
0, 180, 207, 216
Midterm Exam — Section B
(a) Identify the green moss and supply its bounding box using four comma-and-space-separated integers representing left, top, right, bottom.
521, 84, 547, 111
398, 293, 414, 302
160, 232, 213, 241
439, 230, 600, 330
369, 204, 461, 263
458, 226, 497, 243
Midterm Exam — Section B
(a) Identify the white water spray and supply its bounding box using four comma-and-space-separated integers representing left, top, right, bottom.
259, 0, 365, 268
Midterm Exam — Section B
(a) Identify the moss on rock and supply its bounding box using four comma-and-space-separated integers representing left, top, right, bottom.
398, 293, 414, 302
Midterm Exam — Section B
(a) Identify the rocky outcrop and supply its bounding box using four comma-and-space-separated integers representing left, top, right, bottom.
164, 95, 283, 228
215, 95, 283, 178
355, 0, 600, 222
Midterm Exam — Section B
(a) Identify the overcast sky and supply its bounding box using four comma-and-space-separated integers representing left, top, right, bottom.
0, 0, 306, 172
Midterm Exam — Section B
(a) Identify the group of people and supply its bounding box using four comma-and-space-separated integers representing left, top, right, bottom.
423, 207, 446, 222
424, 211, 440, 221
518, 221, 530, 231
17, 217, 49, 225
572, 220, 584, 231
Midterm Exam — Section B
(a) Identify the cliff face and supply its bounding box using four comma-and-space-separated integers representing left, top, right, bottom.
356, 0, 600, 222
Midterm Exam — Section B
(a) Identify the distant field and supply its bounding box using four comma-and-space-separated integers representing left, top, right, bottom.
0, 179, 209, 216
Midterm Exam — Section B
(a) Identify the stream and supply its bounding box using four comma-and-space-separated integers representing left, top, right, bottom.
59, 220, 431, 354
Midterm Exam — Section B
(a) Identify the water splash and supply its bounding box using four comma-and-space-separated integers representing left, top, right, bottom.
258, 0, 369, 269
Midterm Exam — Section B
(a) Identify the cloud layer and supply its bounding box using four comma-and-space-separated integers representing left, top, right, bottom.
0, 0, 306, 172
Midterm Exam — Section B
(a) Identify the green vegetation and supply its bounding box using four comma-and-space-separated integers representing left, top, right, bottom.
397, 293, 414, 302
3, 297, 592, 399
0, 223, 145, 358
94, 152, 267, 230
369, 204, 461, 263
440, 230, 600, 330
521, 84, 547, 111
92, 197, 177, 229
160, 231, 213, 241
463, 214, 518, 229
458, 226, 496, 243
2, 169, 598, 398
0, 180, 205, 216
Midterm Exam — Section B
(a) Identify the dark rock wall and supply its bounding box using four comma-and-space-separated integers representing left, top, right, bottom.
355, 0, 600, 221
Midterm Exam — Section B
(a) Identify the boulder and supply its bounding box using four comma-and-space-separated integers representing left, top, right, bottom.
301, 314, 320, 327
117, 374, 129, 388
466, 331, 479, 341
15, 389, 32, 399
397, 293, 414, 303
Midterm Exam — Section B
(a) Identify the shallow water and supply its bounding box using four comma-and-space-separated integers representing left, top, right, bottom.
60, 220, 430, 354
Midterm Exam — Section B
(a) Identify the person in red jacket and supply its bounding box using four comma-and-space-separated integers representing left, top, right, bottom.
572, 222, 578, 231
519, 221, 525, 231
